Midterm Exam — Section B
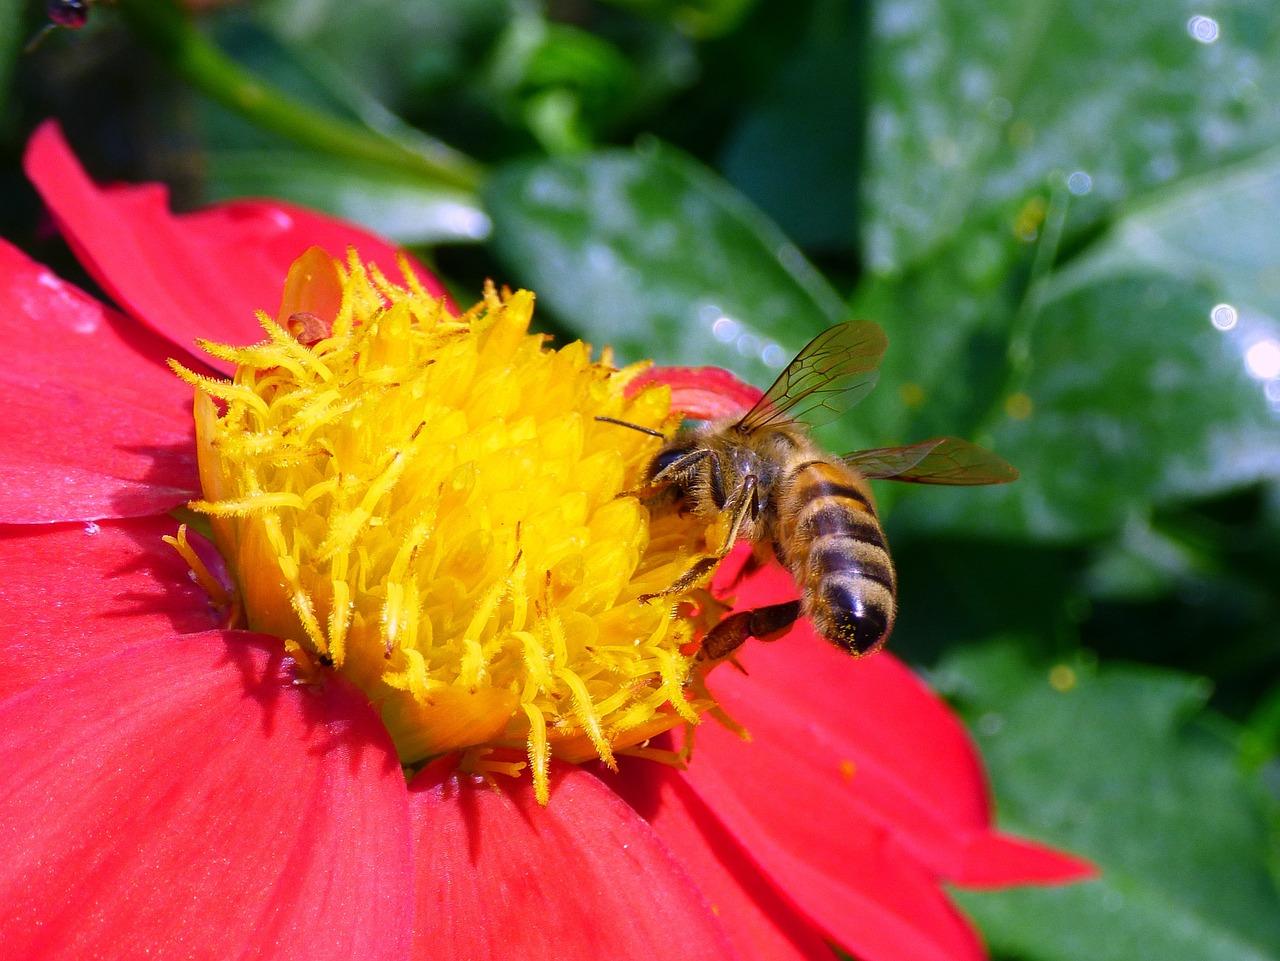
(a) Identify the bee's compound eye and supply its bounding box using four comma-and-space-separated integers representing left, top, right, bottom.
650, 446, 691, 478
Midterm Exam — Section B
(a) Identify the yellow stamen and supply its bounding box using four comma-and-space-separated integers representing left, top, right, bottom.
175, 247, 718, 800
161, 524, 231, 608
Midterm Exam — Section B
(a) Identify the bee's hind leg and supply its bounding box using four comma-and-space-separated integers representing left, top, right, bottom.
699, 600, 802, 660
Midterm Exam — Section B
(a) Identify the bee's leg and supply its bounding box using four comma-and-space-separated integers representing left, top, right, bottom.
618, 448, 714, 500
709, 472, 758, 553
700, 599, 802, 660
639, 554, 723, 603
639, 474, 757, 603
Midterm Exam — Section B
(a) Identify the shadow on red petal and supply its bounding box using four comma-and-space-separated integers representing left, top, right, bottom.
408, 760, 740, 961
696, 555, 1092, 889
0, 632, 413, 961
678, 718, 986, 961
23, 121, 449, 373
0, 516, 224, 701
0, 240, 199, 522
608, 758, 839, 961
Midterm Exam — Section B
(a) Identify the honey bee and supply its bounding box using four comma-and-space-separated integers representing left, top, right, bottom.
604, 320, 1017, 660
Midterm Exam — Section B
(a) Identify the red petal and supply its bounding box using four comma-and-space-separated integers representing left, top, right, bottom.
954, 831, 1095, 888
609, 760, 838, 961
0, 632, 413, 961
0, 240, 198, 522
697, 560, 1094, 886
408, 761, 740, 961
632, 366, 764, 420
681, 718, 985, 961
24, 121, 449, 370
0, 516, 221, 700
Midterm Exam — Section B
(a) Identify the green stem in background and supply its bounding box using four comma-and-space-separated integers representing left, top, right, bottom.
969, 175, 1070, 443
115, 0, 484, 193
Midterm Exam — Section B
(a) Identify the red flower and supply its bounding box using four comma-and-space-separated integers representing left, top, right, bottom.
0, 122, 1091, 961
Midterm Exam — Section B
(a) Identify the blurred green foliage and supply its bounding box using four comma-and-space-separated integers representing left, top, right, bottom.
4, 0, 1279, 958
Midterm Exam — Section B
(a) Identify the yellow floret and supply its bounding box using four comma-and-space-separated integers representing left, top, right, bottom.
174, 248, 712, 803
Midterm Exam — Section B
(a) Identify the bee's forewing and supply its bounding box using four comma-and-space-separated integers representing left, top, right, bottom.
736, 320, 888, 433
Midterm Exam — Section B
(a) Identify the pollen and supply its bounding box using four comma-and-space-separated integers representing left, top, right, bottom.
173, 248, 714, 802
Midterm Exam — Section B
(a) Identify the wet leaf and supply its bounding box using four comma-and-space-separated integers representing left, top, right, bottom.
204, 150, 489, 246
864, 0, 1280, 273
484, 143, 844, 385
719, 1, 865, 250
0, 0, 19, 115
876, 154, 1280, 541
935, 641, 1280, 961
256, 0, 509, 110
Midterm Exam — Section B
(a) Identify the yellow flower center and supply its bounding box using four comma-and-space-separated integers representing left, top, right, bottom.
170, 248, 714, 802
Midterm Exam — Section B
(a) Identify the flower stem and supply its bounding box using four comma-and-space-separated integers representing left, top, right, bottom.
115, 0, 484, 192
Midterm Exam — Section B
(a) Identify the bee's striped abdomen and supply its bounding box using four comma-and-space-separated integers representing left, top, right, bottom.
780, 460, 897, 655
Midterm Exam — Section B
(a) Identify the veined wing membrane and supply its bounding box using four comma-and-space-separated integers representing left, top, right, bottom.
736, 320, 888, 433
843, 437, 1019, 485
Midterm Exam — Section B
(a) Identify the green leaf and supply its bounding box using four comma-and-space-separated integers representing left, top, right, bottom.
204, 149, 489, 246
0, 0, 19, 119
933, 641, 1280, 961
484, 142, 844, 384
864, 0, 1280, 274
845, 209, 1029, 449
597, 0, 760, 39
874, 151, 1280, 541
257, 0, 509, 109
1087, 146, 1280, 319
720, 0, 865, 250
1081, 513, 1211, 602
893, 267, 1279, 540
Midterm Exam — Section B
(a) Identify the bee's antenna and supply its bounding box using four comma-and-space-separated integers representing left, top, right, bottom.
594, 416, 666, 438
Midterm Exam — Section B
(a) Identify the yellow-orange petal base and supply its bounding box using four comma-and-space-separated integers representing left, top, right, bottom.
172, 248, 714, 802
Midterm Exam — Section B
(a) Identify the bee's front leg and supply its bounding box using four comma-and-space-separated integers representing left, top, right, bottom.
638, 474, 757, 604
617, 447, 714, 501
